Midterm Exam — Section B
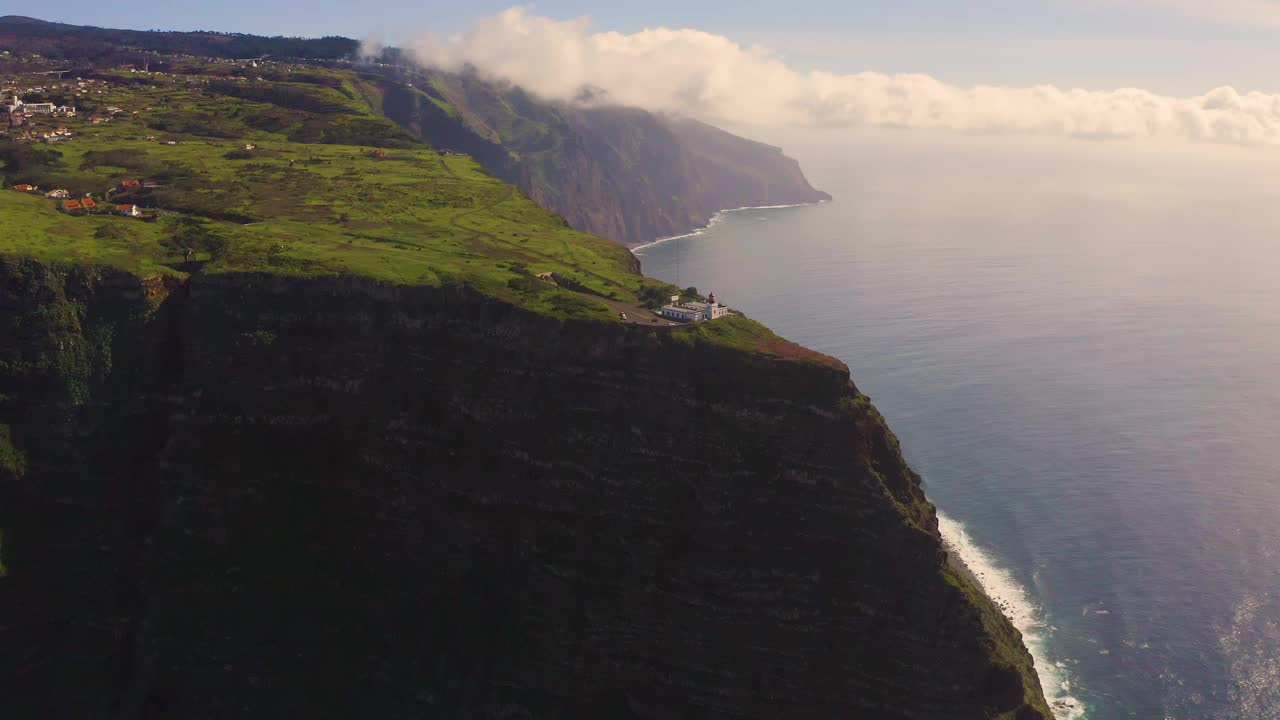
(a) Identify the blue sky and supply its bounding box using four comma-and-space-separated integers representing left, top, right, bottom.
17, 1, 1280, 95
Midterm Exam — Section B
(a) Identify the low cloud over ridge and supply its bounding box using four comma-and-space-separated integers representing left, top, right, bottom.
404, 7, 1280, 146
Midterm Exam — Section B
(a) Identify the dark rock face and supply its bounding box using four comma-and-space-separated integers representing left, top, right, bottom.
0, 261, 1048, 719
376, 71, 831, 246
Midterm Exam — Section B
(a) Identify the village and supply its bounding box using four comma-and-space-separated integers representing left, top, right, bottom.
1, 63, 244, 220
11, 177, 156, 218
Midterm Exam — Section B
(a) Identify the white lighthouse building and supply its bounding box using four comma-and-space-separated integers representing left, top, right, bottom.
660, 291, 731, 323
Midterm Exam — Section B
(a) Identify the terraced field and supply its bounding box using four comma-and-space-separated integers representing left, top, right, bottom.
1, 64, 665, 321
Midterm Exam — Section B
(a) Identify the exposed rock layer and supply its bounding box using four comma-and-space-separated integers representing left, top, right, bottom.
375, 70, 831, 246
0, 259, 1047, 719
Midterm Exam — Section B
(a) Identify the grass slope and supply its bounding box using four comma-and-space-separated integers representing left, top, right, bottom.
0, 63, 674, 322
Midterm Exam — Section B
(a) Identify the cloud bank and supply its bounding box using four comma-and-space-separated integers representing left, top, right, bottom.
404, 7, 1280, 147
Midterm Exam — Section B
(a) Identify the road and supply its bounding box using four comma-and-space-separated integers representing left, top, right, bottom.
580, 293, 690, 328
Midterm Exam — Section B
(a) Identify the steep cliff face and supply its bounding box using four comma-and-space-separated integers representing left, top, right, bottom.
372, 70, 831, 246
0, 258, 1049, 719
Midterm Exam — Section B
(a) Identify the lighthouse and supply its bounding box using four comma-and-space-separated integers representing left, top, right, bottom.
705, 292, 718, 321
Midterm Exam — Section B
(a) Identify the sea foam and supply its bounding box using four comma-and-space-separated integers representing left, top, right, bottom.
632, 200, 827, 254
937, 511, 1087, 720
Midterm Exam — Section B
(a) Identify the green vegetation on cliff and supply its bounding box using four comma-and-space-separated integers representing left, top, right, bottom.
0, 36, 1051, 720
369, 66, 832, 245
0, 423, 22, 478
1, 62, 676, 323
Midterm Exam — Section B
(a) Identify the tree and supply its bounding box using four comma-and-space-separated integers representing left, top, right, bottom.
161, 216, 229, 260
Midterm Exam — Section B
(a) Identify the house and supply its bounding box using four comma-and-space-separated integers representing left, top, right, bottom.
660, 292, 731, 323
62, 199, 83, 212
24, 102, 54, 114
81, 197, 96, 209
44, 188, 69, 198
369, 149, 386, 158
13, 183, 36, 192
88, 115, 107, 124
243, 143, 256, 151
117, 204, 141, 217
120, 179, 142, 190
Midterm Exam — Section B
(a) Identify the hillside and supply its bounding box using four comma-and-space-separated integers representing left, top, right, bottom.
0, 60, 662, 321
356, 66, 832, 245
0, 15, 355, 61
1, 43, 1048, 720
0, 15, 830, 246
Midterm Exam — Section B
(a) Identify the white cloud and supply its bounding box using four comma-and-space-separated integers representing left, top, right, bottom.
404, 7, 1280, 146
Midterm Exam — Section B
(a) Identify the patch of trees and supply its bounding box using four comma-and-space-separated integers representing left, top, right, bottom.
79, 148, 150, 171
0, 142, 64, 182
208, 81, 351, 115
146, 111, 244, 139
160, 216, 229, 260
17, 91, 76, 107
638, 285, 680, 308
287, 117, 418, 149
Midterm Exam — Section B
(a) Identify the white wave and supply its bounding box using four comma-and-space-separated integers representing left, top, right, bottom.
937, 511, 1088, 720
632, 229, 704, 254
632, 199, 828, 254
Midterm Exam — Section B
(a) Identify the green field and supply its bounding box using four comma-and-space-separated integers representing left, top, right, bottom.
0, 65, 675, 321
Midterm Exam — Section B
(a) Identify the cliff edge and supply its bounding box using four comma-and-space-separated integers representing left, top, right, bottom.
0, 258, 1049, 719
372, 68, 832, 246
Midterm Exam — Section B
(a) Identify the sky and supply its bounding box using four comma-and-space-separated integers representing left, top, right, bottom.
17, 0, 1280, 96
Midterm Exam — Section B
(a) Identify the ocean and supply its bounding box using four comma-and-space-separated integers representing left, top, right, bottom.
633, 128, 1280, 720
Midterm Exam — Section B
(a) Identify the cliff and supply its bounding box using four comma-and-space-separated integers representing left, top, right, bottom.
0, 257, 1049, 719
371, 68, 832, 245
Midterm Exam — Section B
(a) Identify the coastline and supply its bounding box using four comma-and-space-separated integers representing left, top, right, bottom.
937, 512, 1085, 720
629, 200, 1083, 718
630, 199, 830, 254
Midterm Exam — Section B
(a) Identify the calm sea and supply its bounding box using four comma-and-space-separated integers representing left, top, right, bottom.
634, 129, 1280, 720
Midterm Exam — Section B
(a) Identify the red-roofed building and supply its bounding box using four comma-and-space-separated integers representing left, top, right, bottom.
117, 204, 141, 217
62, 199, 83, 212
13, 184, 35, 192
120, 179, 141, 190
81, 197, 96, 209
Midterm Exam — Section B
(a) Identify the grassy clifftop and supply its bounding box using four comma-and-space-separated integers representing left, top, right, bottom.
0, 62, 665, 322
